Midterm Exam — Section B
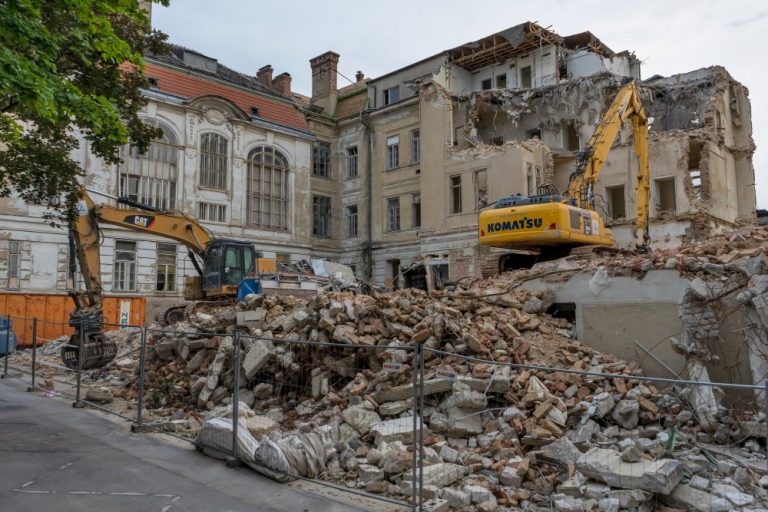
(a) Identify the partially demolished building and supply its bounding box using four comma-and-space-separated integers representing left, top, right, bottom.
303, 22, 756, 286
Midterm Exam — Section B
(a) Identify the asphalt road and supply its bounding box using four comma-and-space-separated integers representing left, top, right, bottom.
0, 377, 370, 512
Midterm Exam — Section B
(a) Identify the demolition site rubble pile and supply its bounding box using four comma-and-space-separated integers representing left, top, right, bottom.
12, 224, 768, 511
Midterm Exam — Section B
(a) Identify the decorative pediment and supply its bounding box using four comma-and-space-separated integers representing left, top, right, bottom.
188, 95, 249, 123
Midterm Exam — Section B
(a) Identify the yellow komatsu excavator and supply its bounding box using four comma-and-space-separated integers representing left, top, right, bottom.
479, 80, 650, 270
64, 189, 272, 370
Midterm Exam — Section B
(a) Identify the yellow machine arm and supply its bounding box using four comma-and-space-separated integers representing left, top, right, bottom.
564, 80, 650, 247
64, 188, 214, 369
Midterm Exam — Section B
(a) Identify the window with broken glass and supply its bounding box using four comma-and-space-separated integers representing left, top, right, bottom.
386, 135, 400, 169
246, 146, 290, 231
312, 195, 332, 237
119, 119, 178, 210
113, 241, 137, 292
199, 133, 229, 190
313, 141, 331, 178
346, 146, 358, 178
345, 204, 358, 238
387, 197, 400, 232
156, 243, 177, 292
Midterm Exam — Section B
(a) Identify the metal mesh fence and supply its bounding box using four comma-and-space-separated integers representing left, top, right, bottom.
3, 312, 768, 511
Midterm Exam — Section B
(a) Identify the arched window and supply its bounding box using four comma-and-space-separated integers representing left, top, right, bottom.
246, 146, 289, 231
119, 119, 178, 210
199, 133, 229, 190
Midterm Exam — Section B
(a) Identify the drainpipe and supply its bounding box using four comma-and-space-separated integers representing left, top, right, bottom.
360, 107, 374, 282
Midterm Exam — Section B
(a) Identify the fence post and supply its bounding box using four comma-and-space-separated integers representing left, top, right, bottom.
131, 327, 148, 432
226, 329, 242, 468
27, 318, 38, 391
418, 343, 425, 511
1, 317, 11, 379
764, 380, 768, 472
73, 318, 85, 408
411, 347, 418, 512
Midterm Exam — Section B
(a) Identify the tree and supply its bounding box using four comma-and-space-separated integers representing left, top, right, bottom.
0, 0, 169, 223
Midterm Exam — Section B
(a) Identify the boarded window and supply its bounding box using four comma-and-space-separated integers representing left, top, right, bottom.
606, 185, 626, 219
247, 146, 290, 231
119, 119, 178, 210
387, 197, 400, 232
114, 241, 137, 291
412, 193, 421, 229
199, 133, 228, 190
156, 243, 176, 292
655, 178, 677, 214
450, 175, 462, 214
345, 204, 358, 238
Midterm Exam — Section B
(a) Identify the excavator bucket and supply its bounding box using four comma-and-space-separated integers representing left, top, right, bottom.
61, 332, 117, 370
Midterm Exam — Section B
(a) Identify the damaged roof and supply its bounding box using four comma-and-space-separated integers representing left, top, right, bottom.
448, 22, 562, 71
563, 31, 615, 57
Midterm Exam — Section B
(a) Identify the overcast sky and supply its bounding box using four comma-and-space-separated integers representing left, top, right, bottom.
153, 0, 766, 207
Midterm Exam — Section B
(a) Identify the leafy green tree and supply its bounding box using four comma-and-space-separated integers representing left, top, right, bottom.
0, 0, 169, 223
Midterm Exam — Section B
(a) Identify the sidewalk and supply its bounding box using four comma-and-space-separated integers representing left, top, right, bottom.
0, 377, 377, 512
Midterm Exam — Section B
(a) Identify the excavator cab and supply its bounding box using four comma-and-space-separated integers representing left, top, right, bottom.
199, 240, 260, 297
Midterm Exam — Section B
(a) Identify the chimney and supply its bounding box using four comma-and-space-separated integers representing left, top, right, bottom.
256, 65, 273, 87
355, 71, 364, 82
309, 51, 340, 113
273, 72, 292, 97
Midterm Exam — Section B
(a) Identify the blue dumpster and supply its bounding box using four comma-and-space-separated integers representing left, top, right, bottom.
0, 316, 17, 355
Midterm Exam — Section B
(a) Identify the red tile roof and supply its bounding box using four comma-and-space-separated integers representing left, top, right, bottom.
146, 62, 310, 133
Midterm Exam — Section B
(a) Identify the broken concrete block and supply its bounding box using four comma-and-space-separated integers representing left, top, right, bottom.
465, 485, 496, 507
242, 338, 273, 379
379, 449, 412, 474
444, 407, 483, 436
252, 383, 273, 399
421, 498, 449, 512
370, 416, 425, 444
378, 399, 411, 416
611, 399, 639, 429
440, 444, 460, 463
440, 381, 487, 411
577, 447, 683, 494
85, 386, 113, 404
439, 487, 471, 508
663, 484, 730, 512
499, 465, 522, 487
197, 336, 233, 407
237, 308, 266, 330
419, 463, 465, 487
357, 464, 384, 484
591, 392, 615, 418
539, 436, 581, 466
341, 405, 381, 435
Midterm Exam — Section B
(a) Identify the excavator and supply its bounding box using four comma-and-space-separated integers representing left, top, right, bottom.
479, 80, 650, 271
63, 189, 273, 370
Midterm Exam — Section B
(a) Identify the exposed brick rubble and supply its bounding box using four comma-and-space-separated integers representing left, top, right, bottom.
12, 225, 768, 511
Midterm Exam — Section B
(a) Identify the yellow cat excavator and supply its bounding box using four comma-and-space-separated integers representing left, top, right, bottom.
63, 189, 270, 370
478, 79, 650, 271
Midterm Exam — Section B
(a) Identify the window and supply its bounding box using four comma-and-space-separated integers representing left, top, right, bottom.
275, 253, 290, 266
345, 204, 359, 238
606, 185, 626, 219
655, 178, 677, 214
383, 85, 400, 106
689, 140, 703, 199
156, 243, 176, 292
496, 74, 507, 88
527, 163, 536, 196
199, 133, 228, 190
346, 146, 358, 178
526, 128, 541, 140
387, 197, 400, 232
119, 120, 178, 210
520, 66, 532, 88
474, 169, 488, 208
247, 146, 290, 231
113, 241, 137, 292
386, 135, 400, 169
8, 240, 20, 289
536, 167, 542, 188
412, 193, 421, 229
198, 202, 227, 223
450, 175, 462, 214
481, 78, 492, 90
563, 122, 580, 151
313, 141, 331, 178
312, 195, 332, 237
411, 129, 420, 164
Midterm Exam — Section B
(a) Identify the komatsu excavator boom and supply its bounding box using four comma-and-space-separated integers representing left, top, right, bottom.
478, 80, 650, 270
